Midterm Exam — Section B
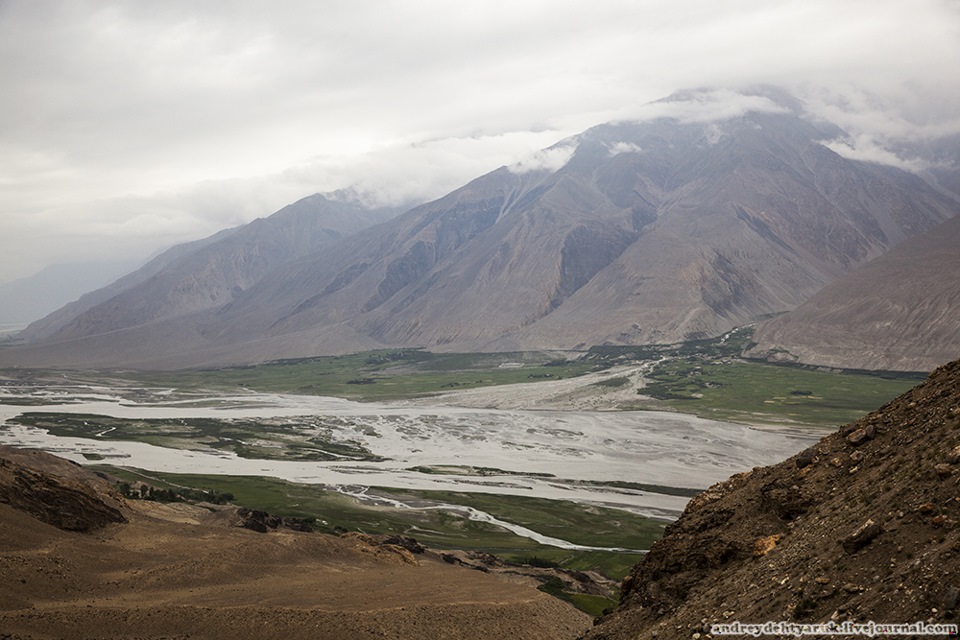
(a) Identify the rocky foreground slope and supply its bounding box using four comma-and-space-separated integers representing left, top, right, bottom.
584, 359, 960, 639
0, 447, 589, 640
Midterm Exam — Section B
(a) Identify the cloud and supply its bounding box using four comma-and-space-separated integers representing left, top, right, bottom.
621, 89, 792, 124
1, 0, 959, 282
824, 135, 933, 172
285, 129, 571, 205
798, 84, 960, 171
802, 85, 960, 141
507, 142, 579, 175
607, 142, 644, 156
0, 128, 573, 281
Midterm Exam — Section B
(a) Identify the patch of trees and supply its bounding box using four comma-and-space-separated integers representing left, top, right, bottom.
363, 349, 429, 365
118, 482, 233, 504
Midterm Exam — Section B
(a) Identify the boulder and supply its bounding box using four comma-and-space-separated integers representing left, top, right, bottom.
841, 519, 882, 554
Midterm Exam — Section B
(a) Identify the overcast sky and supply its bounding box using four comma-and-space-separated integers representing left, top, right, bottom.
2, 0, 959, 284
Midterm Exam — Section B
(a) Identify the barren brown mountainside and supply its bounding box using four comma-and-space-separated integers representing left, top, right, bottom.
0, 446, 590, 640
747, 214, 960, 372
583, 358, 960, 640
3, 88, 958, 369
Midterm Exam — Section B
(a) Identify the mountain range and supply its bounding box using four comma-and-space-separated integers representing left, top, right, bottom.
3, 88, 958, 370
18, 192, 404, 344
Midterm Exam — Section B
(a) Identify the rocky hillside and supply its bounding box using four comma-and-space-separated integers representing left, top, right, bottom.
3, 88, 957, 369
747, 213, 960, 372
583, 358, 960, 639
225, 105, 954, 355
0, 447, 590, 640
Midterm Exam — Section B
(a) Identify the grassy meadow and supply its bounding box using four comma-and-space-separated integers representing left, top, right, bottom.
633, 357, 920, 428
118, 335, 924, 429
131, 349, 596, 401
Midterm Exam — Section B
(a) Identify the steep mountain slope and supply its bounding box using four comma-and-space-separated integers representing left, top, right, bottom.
583, 358, 960, 639
0, 446, 590, 640
17, 226, 243, 341
747, 213, 960, 372
18, 192, 402, 342
211, 105, 955, 357
4, 89, 958, 369
0, 260, 142, 326
907, 133, 960, 201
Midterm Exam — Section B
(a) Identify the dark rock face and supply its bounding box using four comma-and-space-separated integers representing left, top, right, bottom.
794, 447, 817, 469
234, 507, 313, 533
759, 479, 811, 521
550, 225, 638, 308
0, 454, 126, 532
375, 535, 427, 555
583, 358, 960, 639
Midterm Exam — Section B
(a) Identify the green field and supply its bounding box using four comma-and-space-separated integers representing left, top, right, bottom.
633, 357, 920, 427
115, 337, 925, 430
5, 330, 916, 432
377, 488, 665, 550
130, 349, 596, 401
10, 412, 383, 462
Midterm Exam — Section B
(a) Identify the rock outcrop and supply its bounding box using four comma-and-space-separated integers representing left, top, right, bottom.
233, 506, 314, 533
0, 446, 126, 532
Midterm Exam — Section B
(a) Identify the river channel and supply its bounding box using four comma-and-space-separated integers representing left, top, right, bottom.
0, 379, 816, 548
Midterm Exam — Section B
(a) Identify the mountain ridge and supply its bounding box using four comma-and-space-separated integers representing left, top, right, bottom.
17, 192, 405, 344
4, 88, 958, 370
747, 212, 960, 372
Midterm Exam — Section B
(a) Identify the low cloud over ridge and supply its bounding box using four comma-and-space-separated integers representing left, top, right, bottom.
1, 0, 958, 282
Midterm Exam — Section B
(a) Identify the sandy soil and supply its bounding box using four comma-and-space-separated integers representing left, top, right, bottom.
403, 364, 657, 411
0, 499, 591, 639
406, 363, 827, 438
